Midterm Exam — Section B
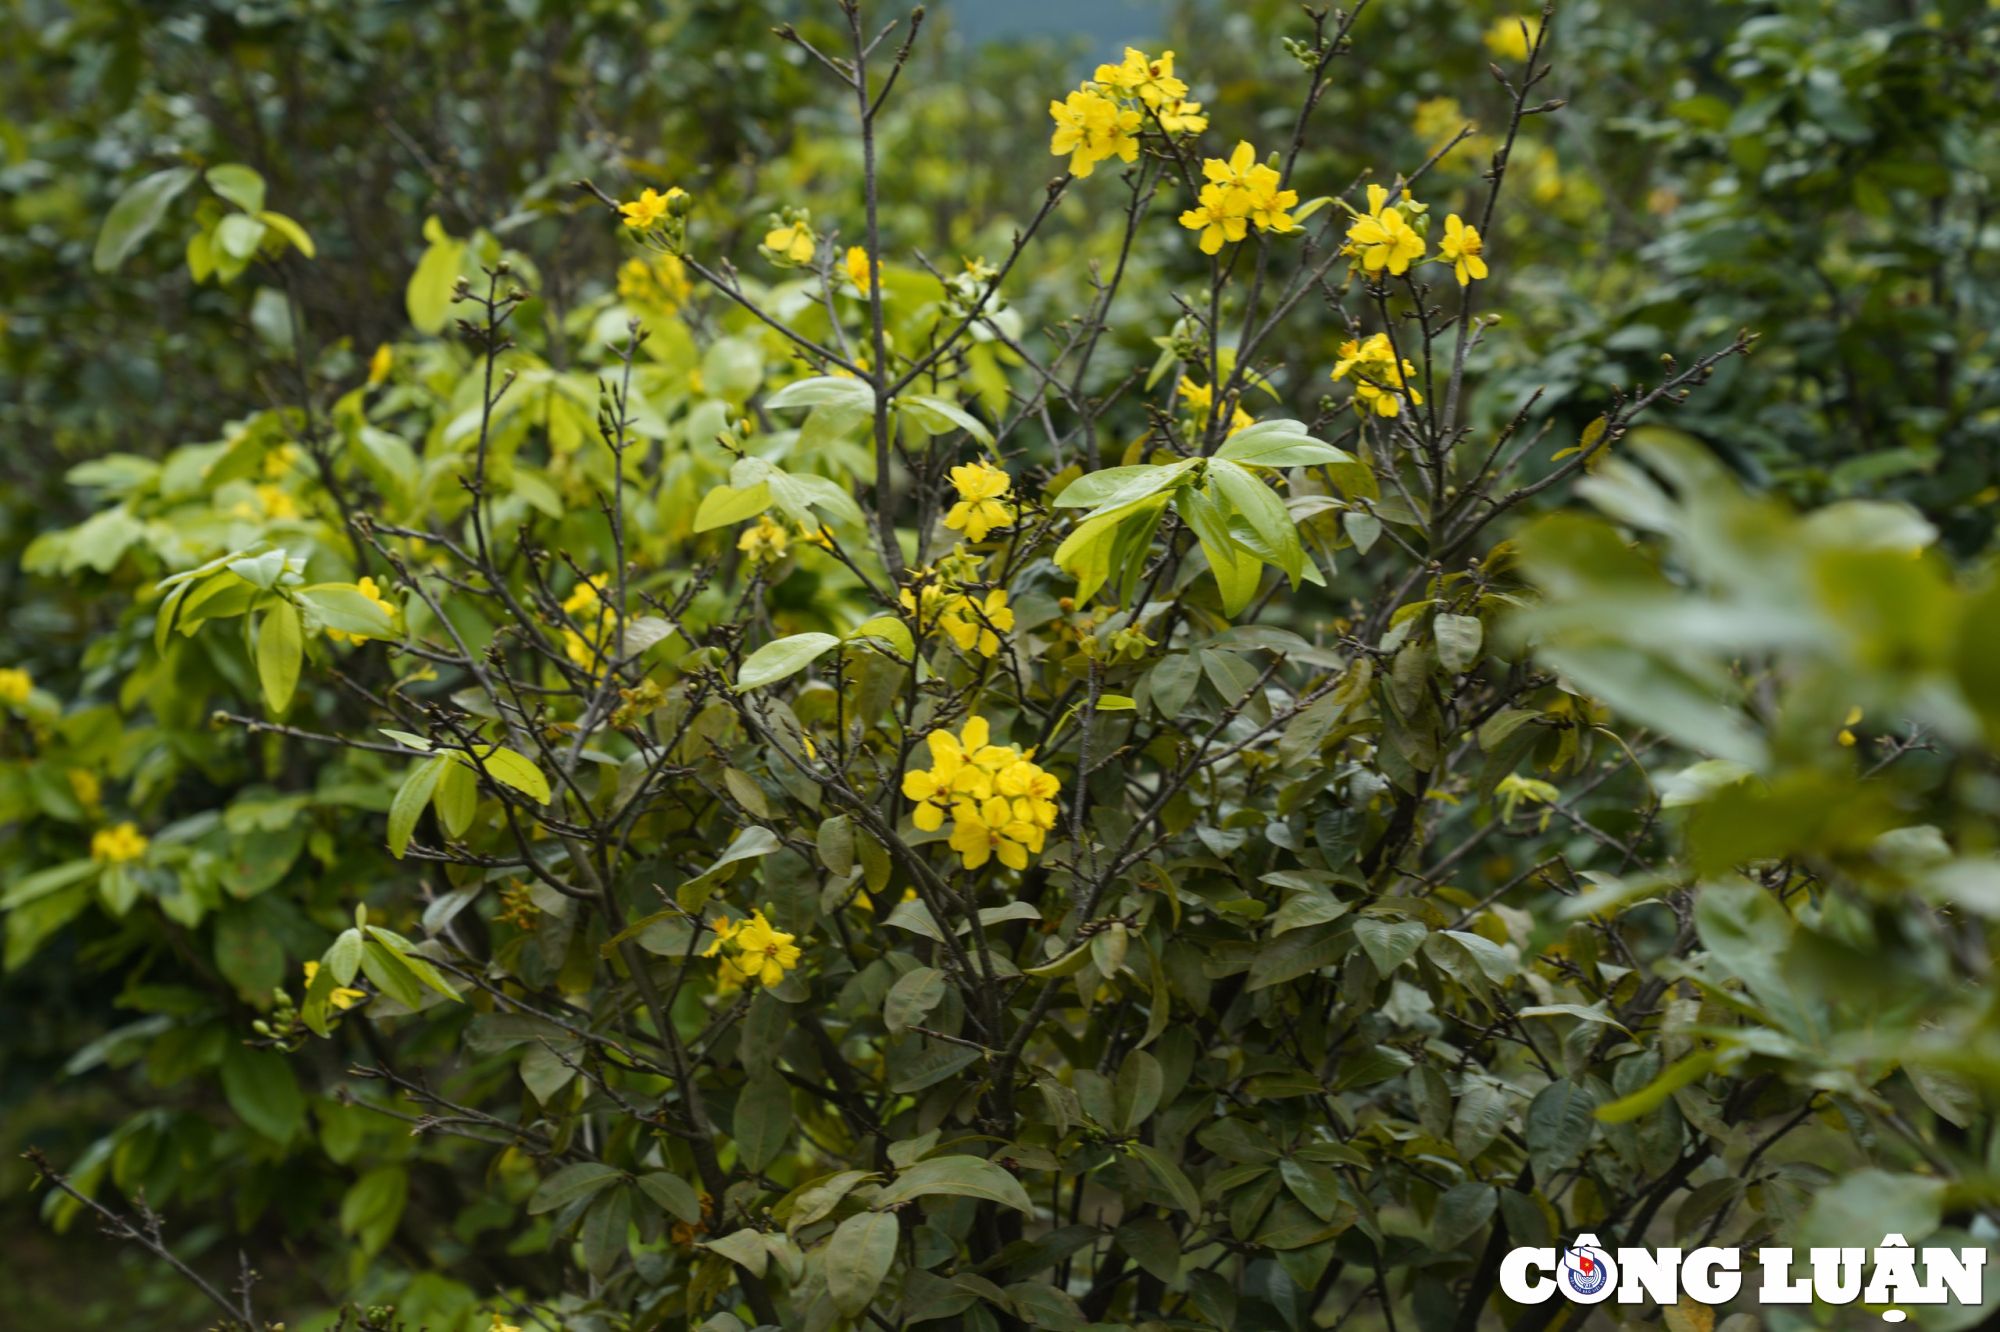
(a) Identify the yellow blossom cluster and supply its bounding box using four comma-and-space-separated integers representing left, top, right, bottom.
900, 547, 1016, 658
328, 575, 398, 645
619, 186, 688, 230
1332, 334, 1422, 418
0, 667, 31, 707
844, 246, 873, 294
703, 910, 801, 989
944, 460, 1015, 542
738, 514, 791, 564
367, 343, 395, 386
1345, 184, 1426, 277
559, 576, 615, 667
617, 253, 692, 312
1178, 141, 1299, 255
1176, 377, 1255, 436
1048, 47, 1202, 179
901, 717, 1061, 872
91, 822, 149, 864
1484, 14, 1543, 62
762, 217, 816, 266
1438, 214, 1488, 286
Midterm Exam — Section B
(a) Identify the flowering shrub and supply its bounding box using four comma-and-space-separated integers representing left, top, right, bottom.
14, 5, 2000, 1332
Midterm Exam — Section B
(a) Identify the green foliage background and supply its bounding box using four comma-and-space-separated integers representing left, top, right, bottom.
3, 1, 1999, 1330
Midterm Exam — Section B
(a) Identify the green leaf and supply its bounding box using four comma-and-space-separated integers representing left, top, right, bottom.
1353, 917, 1427, 976
738, 632, 841, 691
528, 1162, 623, 1215
1, 859, 102, 910
256, 210, 315, 258
636, 1172, 704, 1225
255, 601, 303, 714
1115, 1050, 1163, 1132
884, 966, 946, 1036
581, 1186, 632, 1278
298, 583, 396, 639
1595, 1050, 1715, 1123
897, 394, 993, 445
1006, 1280, 1085, 1330
733, 1072, 793, 1172
324, 928, 364, 986
432, 760, 478, 839
693, 482, 773, 532
1798, 1169, 1944, 1249
1434, 613, 1484, 674
1431, 1182, 1497, 1251
1209, 459, 1304, 580
214, 212, 267, 261
1113, 1215, 1181, 1283
387, 755, 448, 858
407, 225, 467, 334
873, 1154, 1034, 1214
1126, 1143, 1201, 1216
220, 1043, 304, 1143
339, 1164, 408, 1256
825, 1211, 901, 1317
1525, 1078, 1596, 1181
1053, 460, 1196, 517
359, 937, 425, 1008
765, 375, 873, 411
1213, 420, 1355, 468
205, 164, 266, 215
94, 167, 198, 272
470, 745, 551, 803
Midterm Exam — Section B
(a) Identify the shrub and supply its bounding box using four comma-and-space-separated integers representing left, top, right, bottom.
12, 5, 2000, 1332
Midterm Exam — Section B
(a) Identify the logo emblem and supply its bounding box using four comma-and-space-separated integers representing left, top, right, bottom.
1557, 1235, 1617, 1303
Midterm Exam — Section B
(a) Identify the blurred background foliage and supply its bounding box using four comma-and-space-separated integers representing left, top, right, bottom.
2, 0, 1997, 1327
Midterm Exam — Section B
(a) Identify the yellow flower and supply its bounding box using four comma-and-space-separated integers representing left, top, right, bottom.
1484, 14, 1542, 62
1176, 378, 1256, 435
905, 717, 1061, 870
1413, 97, 1470, 149
704, 910, 799, 989
701, 915, 741, 958
944, 462, 1015, 542
367, 344, 394, 386
253, 483, 300, 521
328, 576, 397, 645
1179, 179, 1250, 256
0, 667, 32, 707
942, 589, 1015, 658
1346, 184, 1426, 277
1094, 47, 1188, 110
1243, 165, 1299, 235
738, 514, 791, 563
732, 911, 802, 987
763, 219, 816, 266
303, 960, 368, 1011
69, 768, 101, 811
619, 187, 685, 230
844, 246, 873, 294
1839, 705, 1863, 747
799, 522, 834, 550
1157, 97, 1208, 135
1331, 333, 1422, 418
91, 822, 149, 865
1438, 214, 1488, 286
1049, 89, 1141, 178
488, 1316, 521, 1332
563, 577, 606, 618
618, 254, 691, 312
948, 795, 1039, 872
561, 628, 598, 668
